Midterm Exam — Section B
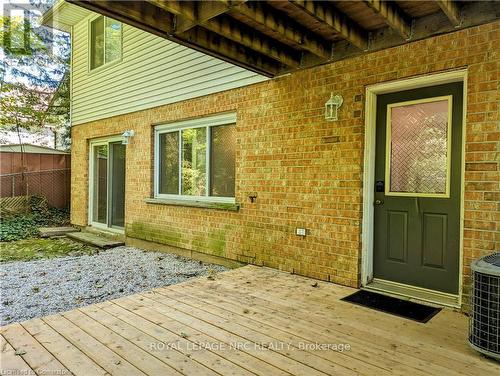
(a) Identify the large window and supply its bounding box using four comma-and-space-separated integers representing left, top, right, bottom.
155, 113, 236, 202
90, 16, 122, 71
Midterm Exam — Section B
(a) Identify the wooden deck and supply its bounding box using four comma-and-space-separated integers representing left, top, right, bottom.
1, 265, 498, 375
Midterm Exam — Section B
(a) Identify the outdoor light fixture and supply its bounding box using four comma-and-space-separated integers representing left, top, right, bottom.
325, 93, 343, 121
121, 130, 135, 145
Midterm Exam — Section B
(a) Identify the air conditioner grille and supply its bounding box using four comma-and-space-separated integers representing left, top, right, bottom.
469, 254, 500, 360
483, 253, 500, 267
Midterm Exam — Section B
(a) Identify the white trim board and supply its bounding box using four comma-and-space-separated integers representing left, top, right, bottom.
363, 279, 460, 308
361, 69, 467, 307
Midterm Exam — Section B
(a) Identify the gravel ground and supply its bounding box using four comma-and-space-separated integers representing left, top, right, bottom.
0, 246, 227, 325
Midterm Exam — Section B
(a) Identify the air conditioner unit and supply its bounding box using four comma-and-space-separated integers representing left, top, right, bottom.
469, 253, 500, 360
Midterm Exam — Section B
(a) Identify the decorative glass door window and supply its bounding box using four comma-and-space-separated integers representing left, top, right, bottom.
385, 96, 452, 197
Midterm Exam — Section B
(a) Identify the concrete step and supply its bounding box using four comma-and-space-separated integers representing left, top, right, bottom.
39, 226, 80, 238
67, 232, 124, 249
84, 226, 125, 241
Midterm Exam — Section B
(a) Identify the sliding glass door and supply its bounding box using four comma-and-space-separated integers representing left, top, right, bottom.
110, 142, 125, 227
90, 139, 126, 230
92, 144, 108, 225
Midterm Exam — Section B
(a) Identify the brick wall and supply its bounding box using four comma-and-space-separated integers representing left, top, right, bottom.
71, 21, 499, 308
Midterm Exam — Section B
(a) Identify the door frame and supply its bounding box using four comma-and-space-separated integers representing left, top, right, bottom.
88, 135, 125, 233
361, 69, 467, 307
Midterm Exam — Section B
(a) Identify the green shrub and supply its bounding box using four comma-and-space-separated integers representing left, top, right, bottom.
0, 196, 70, 242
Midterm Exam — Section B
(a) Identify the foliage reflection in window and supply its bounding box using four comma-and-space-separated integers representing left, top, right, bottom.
182, 127, 207, 196
90, 16, 121, 70
157, 123, 235, 200
159, 132, 179, 194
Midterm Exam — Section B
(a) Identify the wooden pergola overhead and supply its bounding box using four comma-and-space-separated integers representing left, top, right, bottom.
69, 0, 500, 77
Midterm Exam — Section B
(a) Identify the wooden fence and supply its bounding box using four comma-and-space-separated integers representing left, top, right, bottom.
0, 152, 71, 209
0, 195, 30, 215
0, 169, 71, 209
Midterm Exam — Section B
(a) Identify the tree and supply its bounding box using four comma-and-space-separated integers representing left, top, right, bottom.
0, 1, 70, 141
46, 72, 71, 149
0, 0, 70, 193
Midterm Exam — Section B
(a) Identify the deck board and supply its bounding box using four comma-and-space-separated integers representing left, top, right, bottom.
81, 303, 255, 376
159, 286, 452, 375
22, 318, 109, 376
1, 265, 498, 376
0, 335, 36, 375
2, 323, 71, 375
101, 300, 287, 376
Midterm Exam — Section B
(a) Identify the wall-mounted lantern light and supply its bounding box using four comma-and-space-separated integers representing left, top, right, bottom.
121, 130, 135, 145
325, 93, 343, 121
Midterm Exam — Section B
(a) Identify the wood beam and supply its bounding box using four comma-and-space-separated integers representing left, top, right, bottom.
231, 1, 330, 59
176, 1, 233, 34
147, 0, 196, 21
290, 1, 367, 50
199, 16, 302, 68
437, 0, 461, 26
328, 1, 499, 70
148, 1, 242, 34
181, 27, 282, 75
364, 0, 411, 40
149, 0, 301, 67
69, 0, 498, 77
68, 1, 174, 37
70, 0, 279, 76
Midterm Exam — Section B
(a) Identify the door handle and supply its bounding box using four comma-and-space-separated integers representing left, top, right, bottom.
374, 199, 384, 205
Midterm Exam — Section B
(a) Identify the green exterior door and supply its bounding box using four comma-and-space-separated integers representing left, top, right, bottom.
373, 82, 463, 294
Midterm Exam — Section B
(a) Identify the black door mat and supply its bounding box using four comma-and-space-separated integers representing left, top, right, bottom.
341, 290, 442, 323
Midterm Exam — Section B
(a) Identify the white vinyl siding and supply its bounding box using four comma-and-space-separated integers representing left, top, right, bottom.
71, 14, 267, 125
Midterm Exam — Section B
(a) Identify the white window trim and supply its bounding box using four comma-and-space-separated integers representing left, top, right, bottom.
154, 112, 237, 204
88, 14, 123, 73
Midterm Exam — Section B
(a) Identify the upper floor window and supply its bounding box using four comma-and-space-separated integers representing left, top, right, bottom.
154, 113, 236, 203
90, 16, 122, 71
